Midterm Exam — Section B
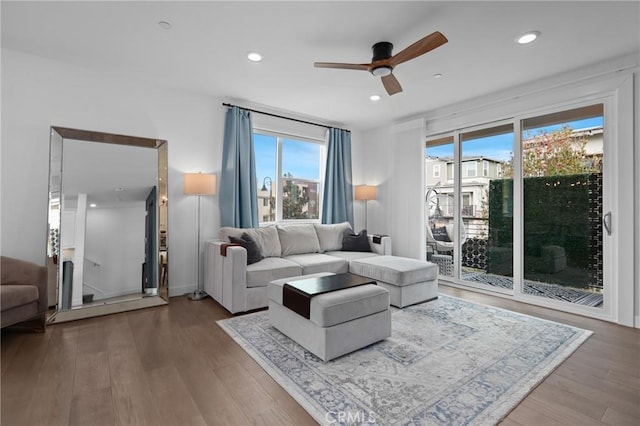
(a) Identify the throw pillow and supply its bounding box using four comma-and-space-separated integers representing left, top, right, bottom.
431, 226, 451, 242
341, 229, 372, 252
228, 233, 264, 265
245, 226, 282, 258
314, 222, 352, 252
276, 224, 321, 256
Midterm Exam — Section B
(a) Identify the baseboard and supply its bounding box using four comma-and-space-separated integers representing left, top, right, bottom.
169, 283, 199, 298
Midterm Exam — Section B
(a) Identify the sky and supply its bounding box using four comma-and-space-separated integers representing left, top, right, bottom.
426, 116, 603, 161
254, 134, 321, 188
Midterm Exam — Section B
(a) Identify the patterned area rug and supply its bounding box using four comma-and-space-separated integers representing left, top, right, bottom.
218, 295, 592, 426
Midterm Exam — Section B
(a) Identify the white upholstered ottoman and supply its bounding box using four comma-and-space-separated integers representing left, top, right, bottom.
268, 272, 391, 362
349, 256, 438, 308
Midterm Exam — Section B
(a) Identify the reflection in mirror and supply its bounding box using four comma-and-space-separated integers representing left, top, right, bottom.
47, 127, 168, 323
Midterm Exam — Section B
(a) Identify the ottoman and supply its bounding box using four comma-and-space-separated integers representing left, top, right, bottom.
268, 272, 391, 361
349, 256, 438, 308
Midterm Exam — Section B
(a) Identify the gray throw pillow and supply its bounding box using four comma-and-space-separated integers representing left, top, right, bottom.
341, 229, 372, 252
229, 233, 264, 265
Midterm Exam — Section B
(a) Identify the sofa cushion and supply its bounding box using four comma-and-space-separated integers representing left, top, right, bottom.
246, 257, 302, 288
349, 255, 438, 286
277, 224, 321, 256
228, 233, 264, 265
220, 225, 281, 258
284, 254, 349, 275
325, 251, 380, 261
0, 285, 39, 310
313, 222, 351, 252
341, 229, 372, 252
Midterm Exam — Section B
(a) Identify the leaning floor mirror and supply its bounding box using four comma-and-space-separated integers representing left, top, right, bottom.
47, 127, 168, 323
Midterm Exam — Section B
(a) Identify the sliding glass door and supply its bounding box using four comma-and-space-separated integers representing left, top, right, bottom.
459, 124, 514, 293
521, 105, 604, 308
426, 103, 606, 312
425, 136, 456, 278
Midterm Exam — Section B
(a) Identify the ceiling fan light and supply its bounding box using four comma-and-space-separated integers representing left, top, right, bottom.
371, 66, 392, 77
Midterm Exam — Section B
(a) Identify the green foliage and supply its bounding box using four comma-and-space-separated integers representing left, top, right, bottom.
282, 173, 310, 219
502, 125, 600, 178
488, 173, 602, 288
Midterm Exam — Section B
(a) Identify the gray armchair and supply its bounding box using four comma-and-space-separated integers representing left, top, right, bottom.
1, 256, 47, 331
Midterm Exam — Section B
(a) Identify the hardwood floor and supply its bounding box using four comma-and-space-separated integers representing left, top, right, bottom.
2, 286, 638, 426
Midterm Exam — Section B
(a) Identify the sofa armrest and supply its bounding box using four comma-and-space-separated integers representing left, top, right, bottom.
220, 246, 250, 314
204, 240, 250, 313
204, 240, 224, 303
1, 256, 48, 318
368, 235, 392, 256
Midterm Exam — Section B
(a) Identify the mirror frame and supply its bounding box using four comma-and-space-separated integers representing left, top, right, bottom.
47, 126, 168, 323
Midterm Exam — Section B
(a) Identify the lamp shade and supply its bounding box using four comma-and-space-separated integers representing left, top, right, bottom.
184, 173, 216, 195
355, 185, 377, 201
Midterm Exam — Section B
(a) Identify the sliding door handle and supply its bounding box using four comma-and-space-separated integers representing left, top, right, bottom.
603, 211, 612, 236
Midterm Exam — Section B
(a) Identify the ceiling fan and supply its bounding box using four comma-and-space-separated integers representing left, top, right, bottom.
314, 31, 448, 96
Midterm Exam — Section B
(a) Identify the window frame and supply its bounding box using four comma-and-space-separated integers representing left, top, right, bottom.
463, 161, 477, 177
253, 130, 325, 223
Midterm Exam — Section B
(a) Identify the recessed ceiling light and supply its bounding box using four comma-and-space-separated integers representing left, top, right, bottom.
89, 203, 97, 208
516, 31, 540, 45
433, 73, 443, 79
247, 52, 263, 62
158, 21, 172, 30
370, 95, 381, 101
114, 187, 125, 192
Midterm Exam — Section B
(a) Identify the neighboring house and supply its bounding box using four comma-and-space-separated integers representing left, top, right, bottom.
257, 180, 319, 222
426, 156, 503, 239
425, 126, 604, 239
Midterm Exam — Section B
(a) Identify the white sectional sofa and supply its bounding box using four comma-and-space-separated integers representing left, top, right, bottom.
204, 222, 391, 314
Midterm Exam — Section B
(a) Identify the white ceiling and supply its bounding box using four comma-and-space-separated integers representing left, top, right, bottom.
62, 140, 158, 208
2, 1, 639, 130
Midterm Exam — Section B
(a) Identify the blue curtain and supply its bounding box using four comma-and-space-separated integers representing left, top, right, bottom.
220, 106, 259, 227
322, 128, 354, 225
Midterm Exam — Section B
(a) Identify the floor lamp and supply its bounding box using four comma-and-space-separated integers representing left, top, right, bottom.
355, 185, 377, 231
184, 172, 216, 301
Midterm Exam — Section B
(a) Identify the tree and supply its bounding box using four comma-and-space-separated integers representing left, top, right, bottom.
282, 173, 310, 219
502, 125, 600, 178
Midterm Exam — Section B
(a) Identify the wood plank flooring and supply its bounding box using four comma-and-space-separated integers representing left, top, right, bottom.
1, 286, 638, 426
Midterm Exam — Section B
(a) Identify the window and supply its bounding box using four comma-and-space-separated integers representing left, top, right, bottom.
254, 132, 324, 223
483, 160, 489, 177
462, 161, 477, 177
433, 164, 441, 178
462, 192, 474, 216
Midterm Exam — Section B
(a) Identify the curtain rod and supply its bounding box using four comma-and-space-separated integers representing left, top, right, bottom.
222, 103, 350, 133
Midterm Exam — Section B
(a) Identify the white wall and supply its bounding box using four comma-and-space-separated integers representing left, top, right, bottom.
353, 120, 427, 259
85, 205, 146, 300
351, 127, 391, 236
1, 49, 224, 297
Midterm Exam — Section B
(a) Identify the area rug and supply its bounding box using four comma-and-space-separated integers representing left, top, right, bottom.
217, 295, 592, 425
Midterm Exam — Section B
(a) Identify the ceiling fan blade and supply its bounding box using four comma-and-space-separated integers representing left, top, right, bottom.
389, 31, 448, 67
314, 62, 370, 71
381, 73, 403, 95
